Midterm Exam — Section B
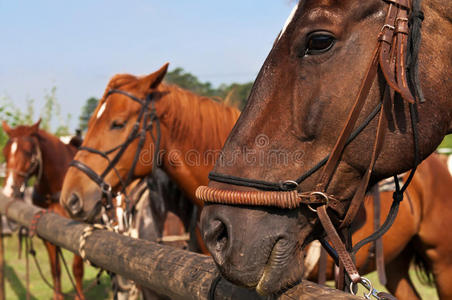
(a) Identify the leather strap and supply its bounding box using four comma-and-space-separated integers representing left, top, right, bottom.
341, 84, 390, 228
316, 44, 381, 192
317, 206, 360, 283
372, 186, 387, 285
317, 247, 327, 285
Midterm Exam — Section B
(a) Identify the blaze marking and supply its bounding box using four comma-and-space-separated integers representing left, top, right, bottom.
96, 102, 107, 119
11, 141, 17, 155
278, 2, 300, 41
3, 174, 14, 197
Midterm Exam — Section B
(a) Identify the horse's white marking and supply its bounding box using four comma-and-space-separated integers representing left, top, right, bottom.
96, 102, 107, 119
11, 141, 17, 155
278, 2, 300, 41
59, 136, 72, 144
3, 174, 14, 197
115, 194, 125, 232
303, 240, 322, 279
448, 156, 452, 177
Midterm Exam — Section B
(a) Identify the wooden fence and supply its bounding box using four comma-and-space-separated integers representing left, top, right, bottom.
0, 193, 360, 300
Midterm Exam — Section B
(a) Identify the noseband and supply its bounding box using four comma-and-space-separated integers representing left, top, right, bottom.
197, 0, 424, 291
69, 89, 161, 214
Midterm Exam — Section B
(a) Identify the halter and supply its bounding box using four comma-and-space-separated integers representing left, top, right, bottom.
6, 137, 43, 198
197, 0, 424, 292
69, 89, 161, 218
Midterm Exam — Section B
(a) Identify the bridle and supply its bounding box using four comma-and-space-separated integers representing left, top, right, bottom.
69, 89, 161, 219
6, 137, 43, 199
197, 0, 424, 295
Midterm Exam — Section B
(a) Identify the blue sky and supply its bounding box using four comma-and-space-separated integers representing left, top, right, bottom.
0, 1, 295, 131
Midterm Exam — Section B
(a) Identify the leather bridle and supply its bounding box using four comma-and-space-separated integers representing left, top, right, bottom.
6, 137, 43, 199
197, 0, 424, 294
69, 89, 161, 216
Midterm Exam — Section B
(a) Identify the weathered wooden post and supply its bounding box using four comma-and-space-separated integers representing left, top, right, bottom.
0, 194, 360, 300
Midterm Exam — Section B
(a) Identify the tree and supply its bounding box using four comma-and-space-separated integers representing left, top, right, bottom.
40, 86, 58, 132
439, 135, 452, 149
79, 97, 99, 132
165, 67, 253, 109
165, 68, 217, 97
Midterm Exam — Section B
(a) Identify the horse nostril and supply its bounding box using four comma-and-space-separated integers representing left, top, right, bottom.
204, 219, 230, 264
67, 193, 82, 216
214, 221, 228, 252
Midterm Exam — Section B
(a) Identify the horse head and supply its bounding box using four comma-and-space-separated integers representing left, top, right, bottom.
200, 0, 452, 295
60, 64, 169, 222
2, 120, 42, 199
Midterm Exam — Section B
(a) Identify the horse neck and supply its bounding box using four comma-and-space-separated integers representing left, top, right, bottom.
422, 1, 452, 132
34, 131, 76, 197
155, 84, 240, 200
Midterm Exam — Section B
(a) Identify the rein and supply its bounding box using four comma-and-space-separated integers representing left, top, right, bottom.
69, 89, 161, 217
197, 0, 424, 294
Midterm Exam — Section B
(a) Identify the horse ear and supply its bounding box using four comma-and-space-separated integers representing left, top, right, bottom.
142, 63, 169, 90
2, 121, 12, 136
31, 119, 41, 133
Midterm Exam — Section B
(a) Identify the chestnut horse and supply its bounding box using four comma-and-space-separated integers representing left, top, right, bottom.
60, 64, 240, 250
2, 120, 85, 300
199, 0, 452, 297
304, 154, 451, 299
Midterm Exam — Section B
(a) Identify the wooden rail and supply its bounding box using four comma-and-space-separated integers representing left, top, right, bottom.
0, 193, 360, 300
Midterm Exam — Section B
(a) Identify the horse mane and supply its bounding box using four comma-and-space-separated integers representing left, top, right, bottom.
158, 83, 241, 153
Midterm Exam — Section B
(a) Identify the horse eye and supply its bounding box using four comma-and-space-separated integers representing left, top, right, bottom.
305, 33, 336, 55
110, 120, 126, 130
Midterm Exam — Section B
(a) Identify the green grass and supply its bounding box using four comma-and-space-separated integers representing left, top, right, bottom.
439, 134, 452, 149
2, 234, 112, 300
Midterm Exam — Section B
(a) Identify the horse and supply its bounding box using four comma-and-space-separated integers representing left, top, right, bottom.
59, 63, 240, 252
2, 120, 85, 300
303, 153, 451, 299
199, 0, 452, 297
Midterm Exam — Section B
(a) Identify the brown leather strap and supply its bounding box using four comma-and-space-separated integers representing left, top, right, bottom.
380, 3, 415, 103
372, 185, 387, 285
379, 4, 400, 94
341, 85, 389, 228
317, 247, 327, 285
317, 206, 360, 283
395, 8, 415, 103
336, 261, 346, 290
384, 0, 411, 10
316, 45, 381, 193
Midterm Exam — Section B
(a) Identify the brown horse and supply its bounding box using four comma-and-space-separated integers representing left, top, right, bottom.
2, 120, 85, 300
60, 64, 240, 250
199, 0, 452, 296
304, 154, 451, 299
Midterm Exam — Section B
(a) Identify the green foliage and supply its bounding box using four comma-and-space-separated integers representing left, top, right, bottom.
79, 97, 100, 132
165, 67, 253, 109
165, 67, 217, 97
438, 134, 452, 149
0, 86, 74, 161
